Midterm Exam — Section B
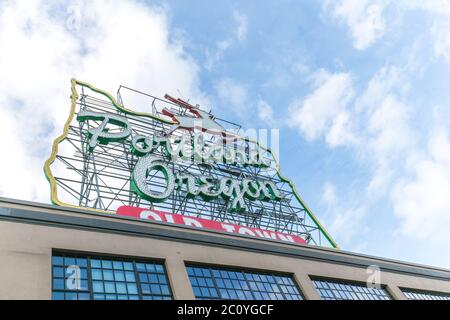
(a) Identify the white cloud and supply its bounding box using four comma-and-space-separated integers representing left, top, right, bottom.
288, 70, 356, 147
0, 0, 205, 203
256, 99, 274, 124
354, 65, 416, 196
355, 66, 404, 113
288, 63, 420, 247
324, 0, 389, 50
204, 10, 248, 70
320, 182, 368, 245
392, 130, 450, 244
215, 87, 277, 127
401, 0, 450, 16
288, 51, 450, 260
431, 20, 450, 66
232, 10, 248, 43
412, 2, 450, 68
215, 77, 248, 115
324, 0, 450, 64
321, 182, 337, 207
367, 95, 412, 158
290, 1, 450, 264
288, 65, 413, 171
325, 111, 355, 148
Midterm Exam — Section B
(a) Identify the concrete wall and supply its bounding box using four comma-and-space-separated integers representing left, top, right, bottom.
0, 215, 449, 300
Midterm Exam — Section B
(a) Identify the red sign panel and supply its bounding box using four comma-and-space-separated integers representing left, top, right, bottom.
116, 206, 306, 245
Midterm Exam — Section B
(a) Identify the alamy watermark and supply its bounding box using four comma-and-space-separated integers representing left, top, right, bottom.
66, 265, 83, 290
366, 265, 381, 290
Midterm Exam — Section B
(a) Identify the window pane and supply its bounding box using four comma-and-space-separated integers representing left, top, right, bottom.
53, 279, 64, 290
93, 281, 104, 293
53, 267, 64, 278
52, 256, 64, 266
103, 270, 114, 281
92, 269, 102, 280
91, 260, 101, 268
401, 289, 450, 300
312, 279, 392, 300
52, 253, 172, 300
52, 291, 64, 300
186, 265, 303, 300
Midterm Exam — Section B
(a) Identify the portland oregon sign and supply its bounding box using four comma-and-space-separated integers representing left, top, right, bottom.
44, 79, 337, 248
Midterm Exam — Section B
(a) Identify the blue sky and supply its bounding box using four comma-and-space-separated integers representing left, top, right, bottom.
148, 0, 450, 267
1, 0, 450, 268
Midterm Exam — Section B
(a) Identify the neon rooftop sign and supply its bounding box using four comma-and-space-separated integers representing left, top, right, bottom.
44, 79, 338, 248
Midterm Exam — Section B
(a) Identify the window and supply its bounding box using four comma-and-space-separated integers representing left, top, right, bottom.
52, 252, 172, 300
402, 289, 450, 300
186, 265, 303, 300
312, 278, 392, 300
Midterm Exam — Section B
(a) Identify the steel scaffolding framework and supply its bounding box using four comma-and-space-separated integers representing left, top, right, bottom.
48, 81, 335, 247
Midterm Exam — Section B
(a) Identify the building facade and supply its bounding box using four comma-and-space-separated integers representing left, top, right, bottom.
0, 197, 449, 300
1, 80, 448, 300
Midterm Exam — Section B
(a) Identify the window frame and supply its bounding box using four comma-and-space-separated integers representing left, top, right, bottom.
400, 287, 450, 300
185, 262, 304, 300
51, 251, 173, 300
310, 276, 393, 300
